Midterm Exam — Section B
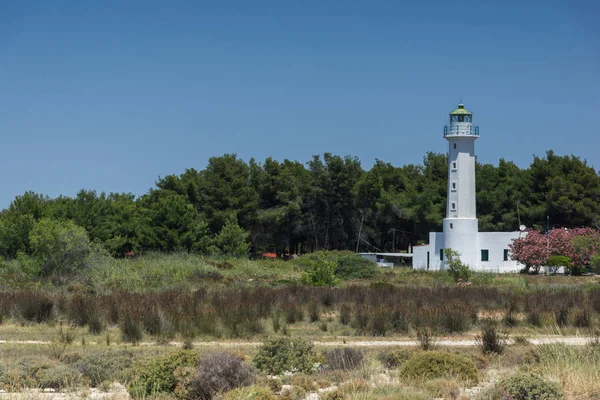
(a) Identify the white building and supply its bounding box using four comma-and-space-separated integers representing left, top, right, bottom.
412, 104, 524, 273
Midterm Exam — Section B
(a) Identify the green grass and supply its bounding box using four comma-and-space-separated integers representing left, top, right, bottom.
87, 253, 301, 292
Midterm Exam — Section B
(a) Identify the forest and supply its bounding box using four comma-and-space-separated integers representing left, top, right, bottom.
0, 149, 598, 261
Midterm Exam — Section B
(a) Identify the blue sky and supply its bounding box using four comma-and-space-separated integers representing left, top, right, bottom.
1, 1, 598, 209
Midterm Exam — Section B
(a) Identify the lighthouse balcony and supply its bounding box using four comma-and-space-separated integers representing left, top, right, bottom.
444, 125, 480, 137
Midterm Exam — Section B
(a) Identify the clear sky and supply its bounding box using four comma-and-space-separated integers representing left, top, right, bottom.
1, 1, 599, 209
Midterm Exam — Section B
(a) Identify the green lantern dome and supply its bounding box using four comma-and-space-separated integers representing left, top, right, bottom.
450, 103, 472, 115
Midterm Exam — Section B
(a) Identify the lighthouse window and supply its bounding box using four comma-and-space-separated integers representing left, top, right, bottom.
440, 249, 443, 261
451, 202, 456, 211
452, 162, 457, 170
453, 143, 457, 149
451, 181, 457, 191
449, 223, 453, 229
465, 115, 471, 122
458, 115, 464, 122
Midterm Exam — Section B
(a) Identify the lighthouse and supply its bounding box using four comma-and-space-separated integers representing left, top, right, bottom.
412, 103, 524, 272
442, 104, 480, 268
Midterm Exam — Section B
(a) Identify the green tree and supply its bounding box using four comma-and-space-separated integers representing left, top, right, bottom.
253, 158, 309, 255
212, 217, 250, 257
29, 218, 92, 276
139, 191, 210, 253
444, 248, 471, 282
198, 154, 258, 235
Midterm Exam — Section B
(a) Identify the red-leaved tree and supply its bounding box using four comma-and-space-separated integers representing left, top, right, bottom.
509, 227, 600, 274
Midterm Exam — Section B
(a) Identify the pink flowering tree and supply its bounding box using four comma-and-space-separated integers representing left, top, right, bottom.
509, 227, 600, 274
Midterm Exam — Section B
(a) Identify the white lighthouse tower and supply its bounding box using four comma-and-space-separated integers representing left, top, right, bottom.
412, 103, 524, 272
442, 104, 480, 268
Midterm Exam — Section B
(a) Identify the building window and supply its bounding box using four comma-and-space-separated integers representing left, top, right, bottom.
451, 181, 457, 191
503, 249, 509, 261
481, 249, 489, 262
451, 202, 456, 211
452, 162, 457, 170
453, 143, 457, 149
439, 249, 443, 261
427, 252, 430, 268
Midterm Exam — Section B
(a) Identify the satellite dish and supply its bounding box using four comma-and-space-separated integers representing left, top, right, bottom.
519, 225, 526, 232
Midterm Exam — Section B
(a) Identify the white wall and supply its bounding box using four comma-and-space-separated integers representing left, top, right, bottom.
412, 232, 444, 271
476, 232, 524, 272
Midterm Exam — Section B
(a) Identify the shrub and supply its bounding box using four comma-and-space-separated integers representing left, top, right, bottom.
399, 351, 478, 383
35, 364, 88, 390
295, 251, 378, 281
377, 349, 412, 369
189, 352, 254, 400
11, 291, 54, 323
498, 373, 563, 399
127, 350, 198, 398
440, 305, 472, 333
334, 251, 378, 280
211, 217, 250, 257
527, 309, 542, 327
29, 218, 93, 276
555, 307, 568, 327
253, 337, 319, 375
120, 313, 144, 345
424, 378, 461, 399
223, 385, 276, 400
547, 255, 571, 275
590, 254, 600, 274
416, 326, 436, 350
324, 348, 364, 370
445, 249, 471, 283
300, 251, 339, 287
308, 301, 320, 322
290, 374, 316, 391
70, 349, 135, 386
476, 321, 507, 355
573, 308, 591, 328
339, 303, 352, 325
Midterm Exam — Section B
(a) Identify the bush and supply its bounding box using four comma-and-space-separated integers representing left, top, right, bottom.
223, 385, 276, 400
416, 326, 436, 350
253, 337, 319, 375
590, 254, 600, 274
445, 249, 471, 283
127, 350, 198, 398
300, 252, 339, 287
29, 218, 93, 276
211, 217, 250, 257
424, 378, 461, 399
189, 352, 254, 400
573, 308, 591, 328
324, 348, 364, 370
70, 349, 135, 386
378, 349, 413, 369
334, 251, 378, 280
120, 313, 144, 345
498, 373, 563, 399
476, 321, 507, 355
296, 251, 378, 281
399, 351, 478, 383
35, 364, 89, 390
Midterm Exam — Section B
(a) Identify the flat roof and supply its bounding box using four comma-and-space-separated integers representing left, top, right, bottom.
359, 252, 413, 258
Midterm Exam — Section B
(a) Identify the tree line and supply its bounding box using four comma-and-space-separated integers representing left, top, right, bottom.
0, 150, 598, 260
